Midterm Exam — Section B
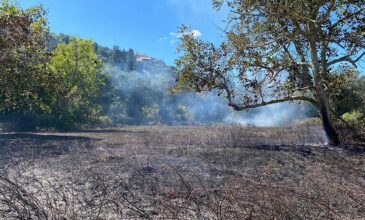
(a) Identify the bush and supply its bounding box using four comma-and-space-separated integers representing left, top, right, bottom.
342, 111, 365, 128
337, 111, 365, 143
95, 116, 113, 128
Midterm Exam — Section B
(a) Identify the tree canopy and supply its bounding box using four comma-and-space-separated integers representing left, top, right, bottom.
0, 1, 115, 130
172, 0, 365, 145
0, 0, 50, 114
47, 38, 111, 128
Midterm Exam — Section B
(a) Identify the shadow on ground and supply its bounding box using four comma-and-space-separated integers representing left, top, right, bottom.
0, 133, 96, 141
0, 133, 100, 170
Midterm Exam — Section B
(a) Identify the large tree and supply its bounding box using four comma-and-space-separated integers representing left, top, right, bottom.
0, 0, 51, 114
0, 1, 114, 130
171, 0, 365, 145
48, 38, 107, 128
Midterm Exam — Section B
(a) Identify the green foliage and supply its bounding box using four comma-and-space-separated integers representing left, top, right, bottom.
107, 69, 166, 125
0, 0, 51, 114
342, 111, 363, 122
0, 2, 232, 129
359, 76, 365, 93
142, 104, 160, 123
94, 44, 137, 71
172, 1, 365, 106
171, 0, 365, 145
0, 1, 59, 130
0, 1, 115, 130
342, 111, 365, 135
176, 105, 192, 122
329, 67, 365, 115
47, 38, 113, 129
105, 65, 202, 125
95, 116, 113, 127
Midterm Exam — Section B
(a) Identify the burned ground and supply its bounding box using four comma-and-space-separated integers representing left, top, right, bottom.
0, 125, 364, 219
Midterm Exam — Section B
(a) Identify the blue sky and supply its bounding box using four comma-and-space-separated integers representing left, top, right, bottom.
16, 1, 365, 73
18, 0, 227, 65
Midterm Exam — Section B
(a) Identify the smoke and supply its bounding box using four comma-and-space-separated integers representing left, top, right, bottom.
104, 57, 314, 127
174, 92, 312, 126
224, 103, 311, 127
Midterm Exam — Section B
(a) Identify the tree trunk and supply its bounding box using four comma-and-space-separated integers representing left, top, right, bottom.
317, 92, 340, 146
307, 28, 340, 146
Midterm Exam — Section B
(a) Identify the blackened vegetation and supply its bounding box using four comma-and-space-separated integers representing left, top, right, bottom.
0, 133, 97, 170
0, 125, 364, 219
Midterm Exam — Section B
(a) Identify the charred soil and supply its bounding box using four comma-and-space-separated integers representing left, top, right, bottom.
0, 125, 364, 219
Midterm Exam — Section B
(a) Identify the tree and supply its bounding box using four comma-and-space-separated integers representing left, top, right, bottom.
171, 0, 365, 145
329, 67, 364, 115
359, 76, 365, 94
126, 49, 136, 71
0, 0, 51, 114
48, 38, 108, 128
0, 2, 114, 130
0, 1, 58, 130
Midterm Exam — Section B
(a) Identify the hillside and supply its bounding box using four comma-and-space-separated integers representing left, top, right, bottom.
48, 33, 315, 127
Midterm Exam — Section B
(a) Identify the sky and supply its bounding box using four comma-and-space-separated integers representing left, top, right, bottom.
16, 1, 365, 72
18, 0, 228, 65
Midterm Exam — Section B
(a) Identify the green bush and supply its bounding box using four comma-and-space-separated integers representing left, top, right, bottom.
342, 111, 364, 127
339, 111, 365, 142
95, 116, 113, 128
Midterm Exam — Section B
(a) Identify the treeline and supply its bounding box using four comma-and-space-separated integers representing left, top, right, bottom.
0, 2, 114, 130
50, 33, 138, 72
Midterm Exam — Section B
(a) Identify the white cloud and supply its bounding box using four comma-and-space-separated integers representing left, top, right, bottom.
159, 29, 202, 45
169, 29, 202, 39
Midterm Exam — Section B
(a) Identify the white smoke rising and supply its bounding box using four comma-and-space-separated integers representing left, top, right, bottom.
104, 56, 313, 126
224, 103, 310, 127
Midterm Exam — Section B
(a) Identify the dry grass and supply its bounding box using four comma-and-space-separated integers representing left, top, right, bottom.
0, 125, 364, 219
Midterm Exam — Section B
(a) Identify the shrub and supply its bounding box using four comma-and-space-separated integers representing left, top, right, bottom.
338, 111, 365, 143
342, 111, 365, 128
